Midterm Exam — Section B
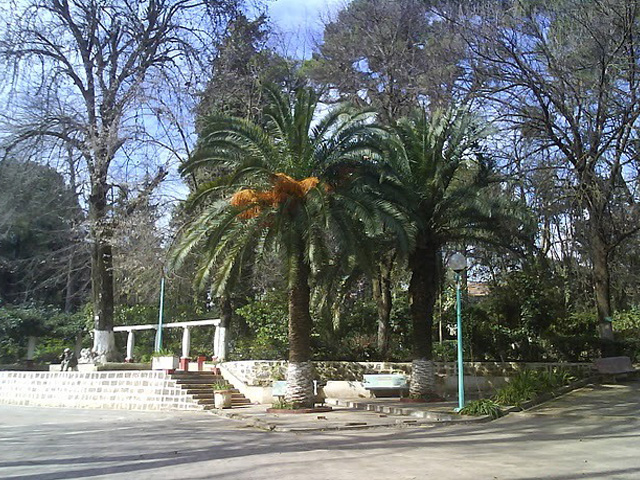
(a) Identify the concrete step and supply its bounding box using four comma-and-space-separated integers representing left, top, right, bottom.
171, 371, 252, 408
174, 377, 225, 384
185, 388, 214, 394
175, 382, 227, 389
191, 393, 214, 400
187, 388, 242, 395
191, 393, 245, 400
201, 400, 252, 409
171, 374, 221, 380
196, 396, 250, 403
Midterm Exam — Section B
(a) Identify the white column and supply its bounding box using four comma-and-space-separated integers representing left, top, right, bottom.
217, 326, 227, 361
126, 330, 135, 362
26, 336, 37, 360
212, 319, 221, 359
182, 327, 191, 358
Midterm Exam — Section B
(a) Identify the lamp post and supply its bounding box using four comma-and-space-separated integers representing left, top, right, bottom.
448, 252, 466, 411
154, 271, 166, 353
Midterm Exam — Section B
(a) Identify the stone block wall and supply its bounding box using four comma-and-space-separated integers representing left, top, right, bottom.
0, 371, 201, 411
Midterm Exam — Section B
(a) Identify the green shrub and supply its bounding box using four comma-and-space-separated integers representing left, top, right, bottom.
494, 377, 538, 407
152, 348, 176, 357
0, 305, 88, 363
232, 291, 289, 360
459, 399, 503, 419
212, 381, 229, 391
494, 368, 576, 407
433, 340, 457, 362
271, 398, 295, 409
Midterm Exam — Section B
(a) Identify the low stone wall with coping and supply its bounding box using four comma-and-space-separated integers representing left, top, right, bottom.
223, 360, 592, 386
0, 371, 201, 411
222, 360, 593, 402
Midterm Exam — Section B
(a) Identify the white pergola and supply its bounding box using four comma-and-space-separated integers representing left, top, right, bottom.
113, 318, 227, 362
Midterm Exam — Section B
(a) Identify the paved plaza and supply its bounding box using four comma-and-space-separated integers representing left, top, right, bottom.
1, 381, 639, 479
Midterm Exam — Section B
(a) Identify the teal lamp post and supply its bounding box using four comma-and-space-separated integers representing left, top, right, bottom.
154, 271, 166, 352
448, 252, 466, 411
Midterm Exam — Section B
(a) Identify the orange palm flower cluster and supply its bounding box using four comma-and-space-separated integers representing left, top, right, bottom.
230, 173, 320, 219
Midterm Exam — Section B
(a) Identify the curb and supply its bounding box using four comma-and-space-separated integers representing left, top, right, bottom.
505, 376, 596, 413
205, 404, 489, 432
325, 398, 490, 424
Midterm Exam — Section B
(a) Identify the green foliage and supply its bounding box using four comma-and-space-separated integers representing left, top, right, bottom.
312, 298, 378, 361
271, 398, 296, 409
0, 304, 88, 363
493, 369, 576, 407
463, 259, 605, 362
309, 0, 466, 121
152, 348, 176, 357
212, 380, 230, 391
477, 260, 568, 360
197, 13, 293, 122
0, 159, 88, 308
232, 291, 289, 360
433, 340, 457, 362
386, 290, 414, 361
614, 307, 640, 332
459, 399, 503, 419
545, 311, 600, 362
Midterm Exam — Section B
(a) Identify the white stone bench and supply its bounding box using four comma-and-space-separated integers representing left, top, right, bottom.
272, 380, 287, 398
593, 356, 638, 377
362, 374, 409, 397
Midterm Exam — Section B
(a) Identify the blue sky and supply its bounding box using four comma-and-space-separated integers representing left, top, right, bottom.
265, 0, 347, 58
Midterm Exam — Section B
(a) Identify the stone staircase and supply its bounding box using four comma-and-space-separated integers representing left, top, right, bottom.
170, 371, 252, 409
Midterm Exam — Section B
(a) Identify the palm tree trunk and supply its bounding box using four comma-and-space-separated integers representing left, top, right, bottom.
408, 241, 439, 398
285, 253, 315, 408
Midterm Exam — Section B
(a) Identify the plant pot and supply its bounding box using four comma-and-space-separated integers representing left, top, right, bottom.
152, 355, 179, 371
214, 389, 233, 409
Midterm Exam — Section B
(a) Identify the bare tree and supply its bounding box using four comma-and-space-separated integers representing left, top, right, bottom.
0, 0, 242, 361
309, 0, 467, 121
456, 0, 640, 347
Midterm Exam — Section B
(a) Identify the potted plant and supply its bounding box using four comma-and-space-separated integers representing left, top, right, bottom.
151, 349, 179, 371
212, 380, 233, 409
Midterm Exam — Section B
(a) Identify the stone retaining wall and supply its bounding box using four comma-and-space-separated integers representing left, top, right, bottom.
0, 371, 201, 411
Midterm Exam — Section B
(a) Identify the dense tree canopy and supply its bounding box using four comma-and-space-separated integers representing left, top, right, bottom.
0, 0, 638, 371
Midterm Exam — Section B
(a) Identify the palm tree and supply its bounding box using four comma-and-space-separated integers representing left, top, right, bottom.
389, 108, 527, 398
173, 85, 408, 408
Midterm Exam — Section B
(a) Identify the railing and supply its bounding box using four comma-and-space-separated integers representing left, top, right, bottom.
113, 318, 226, 362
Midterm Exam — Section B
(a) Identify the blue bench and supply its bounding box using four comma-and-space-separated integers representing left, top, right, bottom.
363, 374, 409, 397
272, 380, 287, 398
271, 380, 322, 400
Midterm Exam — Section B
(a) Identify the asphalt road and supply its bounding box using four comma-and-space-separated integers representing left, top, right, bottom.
1, 382, 639, 480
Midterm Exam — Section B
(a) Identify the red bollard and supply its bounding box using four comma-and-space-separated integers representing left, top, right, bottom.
179, 357, 190, 371
197, 355, 206, 371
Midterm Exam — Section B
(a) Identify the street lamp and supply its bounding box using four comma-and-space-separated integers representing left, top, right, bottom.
155, 267, 166, 353
448, 252, 466, 411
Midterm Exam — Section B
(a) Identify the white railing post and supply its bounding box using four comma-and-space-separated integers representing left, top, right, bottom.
181, 326, 191, 359
125, 330, 135, 362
